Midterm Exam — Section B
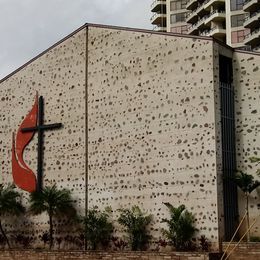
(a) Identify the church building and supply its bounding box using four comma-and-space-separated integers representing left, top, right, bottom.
0, 24, 259, 250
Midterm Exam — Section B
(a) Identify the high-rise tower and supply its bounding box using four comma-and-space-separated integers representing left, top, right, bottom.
151, 0, 260, 51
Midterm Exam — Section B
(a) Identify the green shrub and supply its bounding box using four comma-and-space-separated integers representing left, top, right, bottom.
29, 185, 76, 250
162, 203, 197, 251
84, 207, 113, 250
199, 235, 211, 251
231, 171, 260, 242
0, 184, 25, 249
118, 205, 152, 251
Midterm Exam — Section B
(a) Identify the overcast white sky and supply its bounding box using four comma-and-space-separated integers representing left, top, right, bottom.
0, 0, 152, 80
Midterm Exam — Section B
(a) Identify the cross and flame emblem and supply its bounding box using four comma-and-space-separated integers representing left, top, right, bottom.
12, 93, 62, 193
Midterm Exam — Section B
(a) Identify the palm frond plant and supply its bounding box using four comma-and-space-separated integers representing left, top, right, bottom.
0, 184, 25, 249
162, 203, 197, 251
232, 171, 260, 242
29, 185, 76, 250
83, 206, 113, 250
118, 205, 152, 251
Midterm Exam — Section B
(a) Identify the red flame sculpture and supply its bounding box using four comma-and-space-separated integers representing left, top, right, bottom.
12, 94, 38, 192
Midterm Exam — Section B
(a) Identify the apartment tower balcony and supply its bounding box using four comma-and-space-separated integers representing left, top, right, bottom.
244, 28, 260, 47
200, 26, 226, 41
186, 0, 225, 11
203, 0, 225, 11
243, 0, 260, 12
243, 0, 260, 48
186, 0, 226, 42
151, 0, 166, 13
187, 10, 226, 36
151, 13, 167, 25
151, 0, 167, 30
244, 11, 260, 29
204, 10, 226, 26
154, 25, 167, 32
186, 3, 208, 23
186, 0, 201, 10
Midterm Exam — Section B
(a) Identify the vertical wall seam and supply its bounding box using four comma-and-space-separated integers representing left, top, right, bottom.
84, 25, 89, 251
85, 26, 89, 217
212, 43, 222, 249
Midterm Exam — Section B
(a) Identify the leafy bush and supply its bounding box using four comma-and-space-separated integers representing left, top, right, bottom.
13, 234, 33, 249
154, 239, 168, 251
55, 236, 63, 249
64, 234, 85, 249
40, 232, 50, 247
0, 184, 25, 249
118, 205, 152, 251
231, 171, 260, 242
162, 203, 197, 251
199, 235, 211, 251
111, 236, 128, 251
84, 207, 113, 250
0, 234, 6, 248
29, 185, 77, 250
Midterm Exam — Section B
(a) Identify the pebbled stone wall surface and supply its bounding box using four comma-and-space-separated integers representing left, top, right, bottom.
0, 28, 87, 242
233, 51, 260, 237
87, 26, 221, 247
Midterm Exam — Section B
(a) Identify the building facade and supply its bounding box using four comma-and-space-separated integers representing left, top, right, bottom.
0, 24, 259, 249
151, 0, 260, 51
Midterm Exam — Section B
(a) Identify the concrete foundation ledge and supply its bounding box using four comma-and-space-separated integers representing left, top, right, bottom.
0, 250, 222, 260
222, 242, 260, 260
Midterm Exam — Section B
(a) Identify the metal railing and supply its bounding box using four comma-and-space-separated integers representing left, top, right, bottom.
186, 0, 225, 19
205, 9, 225, 18
150, 0, 166, 9
153, 25, 167, 32
187, 9, 225, 33
186, 0, 224, 9
253, 45, 260, 51
186, 0, 207, 19
186, 0, 197, 7
200, 26, 225, 35
243, 0, 257, 5
150, 12, 166, 22
245, 27, 260, 38
244, 9, 260, 21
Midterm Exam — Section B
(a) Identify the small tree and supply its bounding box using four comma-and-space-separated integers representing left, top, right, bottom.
232, 171, 260, 242
83, 206, 113, 250
29, 185, 76, 250
0, 184, 25, 249
118, 205, 152, 251
162, 203, 197, 251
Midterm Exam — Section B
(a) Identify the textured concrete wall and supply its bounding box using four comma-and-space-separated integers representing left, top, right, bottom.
233, 51, 260, 237
0, 29, 86, 241
87, 26, 221, 247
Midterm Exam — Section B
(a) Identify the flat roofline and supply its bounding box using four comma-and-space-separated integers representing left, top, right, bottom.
234, 48, 260, 56
1, 23, 259, 83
